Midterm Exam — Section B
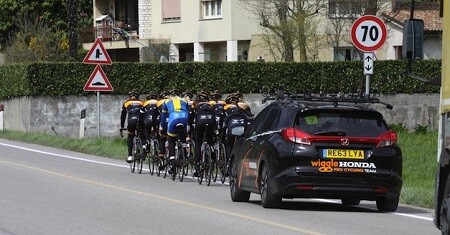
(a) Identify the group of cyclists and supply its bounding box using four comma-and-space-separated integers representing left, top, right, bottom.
120, 88, 254, 178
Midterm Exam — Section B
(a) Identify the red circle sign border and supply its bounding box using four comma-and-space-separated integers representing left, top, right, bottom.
351, 15, 387, 52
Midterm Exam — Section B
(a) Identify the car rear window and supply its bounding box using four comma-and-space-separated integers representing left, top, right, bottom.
295, 110, 389, 137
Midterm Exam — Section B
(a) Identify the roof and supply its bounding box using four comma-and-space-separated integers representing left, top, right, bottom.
95, 14, 113, 22
382, 2, 442, 32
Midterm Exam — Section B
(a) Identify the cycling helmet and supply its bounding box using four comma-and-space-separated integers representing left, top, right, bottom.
170, 88, 181, 96
159, 91, 169, 99
182, 91, 194, 99
226, 94, 239, 104
196, 91, 209, 102
146, 92, 157, 100
128, 89, 139, 98
234, 91, 243, 101
211, 90, 222, 100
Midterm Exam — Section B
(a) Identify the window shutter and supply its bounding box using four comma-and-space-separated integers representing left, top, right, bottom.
162, 0, 181, 19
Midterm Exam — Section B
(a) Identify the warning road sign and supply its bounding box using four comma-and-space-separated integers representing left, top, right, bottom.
83, 38, 112, 65
84, 65, 113, 91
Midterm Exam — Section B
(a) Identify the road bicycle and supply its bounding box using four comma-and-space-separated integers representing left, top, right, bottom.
185, 138, 195, 176
162, 124, 189, 181
121, 128, 145, 174
174, 124, 190, 182
146, 128, 161, 176
212, 129, 227, 183
198, 140, 213, 185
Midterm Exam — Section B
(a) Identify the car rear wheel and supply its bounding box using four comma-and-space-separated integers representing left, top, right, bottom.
376, 196, 399, 212
341, 198, 361, 206
260, 163, 282, 208
230, 158, 250, 202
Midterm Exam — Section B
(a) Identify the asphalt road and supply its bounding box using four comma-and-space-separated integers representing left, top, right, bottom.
0, 139, 439, 235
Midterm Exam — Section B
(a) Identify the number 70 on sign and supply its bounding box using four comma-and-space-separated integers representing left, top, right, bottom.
351, 15, 387, 52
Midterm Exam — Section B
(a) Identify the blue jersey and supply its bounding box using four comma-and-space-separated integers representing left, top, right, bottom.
160, 96, 189, 137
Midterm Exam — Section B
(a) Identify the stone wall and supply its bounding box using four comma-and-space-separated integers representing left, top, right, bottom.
0, 93, 440, 138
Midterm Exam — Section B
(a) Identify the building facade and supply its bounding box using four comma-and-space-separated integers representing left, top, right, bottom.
85, 0, 442, 63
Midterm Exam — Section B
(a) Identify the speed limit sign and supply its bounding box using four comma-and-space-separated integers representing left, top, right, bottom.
351, 15, 387, 52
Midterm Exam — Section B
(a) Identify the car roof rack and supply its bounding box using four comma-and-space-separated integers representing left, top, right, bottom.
260, 86, 393, 110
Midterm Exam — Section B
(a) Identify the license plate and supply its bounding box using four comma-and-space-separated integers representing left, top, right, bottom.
323, 149, 364, 159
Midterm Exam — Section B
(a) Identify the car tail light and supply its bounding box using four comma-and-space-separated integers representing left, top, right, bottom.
376, 131, 397, 147
374, 186, 389, 193
296, 185, 314, 190
282, 128, 311, 145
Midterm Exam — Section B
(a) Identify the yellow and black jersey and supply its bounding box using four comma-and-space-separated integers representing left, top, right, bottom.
157, 98, 168, 111
238, 101, 250, 110
144, 99, 158, 111
224, 103, 238, 111
121, 98, 144, 128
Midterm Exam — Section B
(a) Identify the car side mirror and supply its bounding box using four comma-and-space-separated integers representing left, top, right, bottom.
402, 19, 439, 85
402, 19, 424, 60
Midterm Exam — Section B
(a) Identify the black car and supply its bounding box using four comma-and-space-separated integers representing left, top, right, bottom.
229, 94, 402, 211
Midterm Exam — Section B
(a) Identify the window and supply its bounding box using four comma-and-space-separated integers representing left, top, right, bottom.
260, 108, 281, 132
115, 0, 138, 30
247, 106, 273, 135
202, 0, 222, 19
394, 46, 403, 60
329, 0, 364, 19
333, 47, 363, 61
162, 0, 181, 22
296, 111, 388, 137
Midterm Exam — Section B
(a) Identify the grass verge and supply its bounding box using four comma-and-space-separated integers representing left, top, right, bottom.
0, 129, 438, 209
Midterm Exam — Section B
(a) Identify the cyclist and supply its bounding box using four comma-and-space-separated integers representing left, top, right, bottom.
182, 91, 195, 107
121, 89, 146, 163
182, 91, 195, 139
223, 94, 251, 159
143, 91, 159, 144
209, 90, 226, 139
157, 90, 169, 159
159, 88, 190, 174
189, 91, 216, 177
234, 91, 254, 118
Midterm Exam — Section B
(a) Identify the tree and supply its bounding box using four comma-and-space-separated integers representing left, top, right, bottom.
4, 14, 70, 62
0, 0, 92, 61
67, 0, 78, 59
325, 0, 392, 61
239, 0, 327, 62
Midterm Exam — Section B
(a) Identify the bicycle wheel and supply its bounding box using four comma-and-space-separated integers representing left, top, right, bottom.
136, 137, 144, 174
198, 143, 208, 185
148, 140, 155, 175
217, 142, 227, 183
177, 142, 185, 182
163, 152, 169, 178
213, 145, 219, 182
138, 153, 144, 174
205, 146, 213, 186
170, 156, 176, 181
130, 136, 139, 173
156, 154, 163, 177
188, 140, 196, 175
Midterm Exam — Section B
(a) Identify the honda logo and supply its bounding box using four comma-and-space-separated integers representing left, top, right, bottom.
340, 138, 349, 146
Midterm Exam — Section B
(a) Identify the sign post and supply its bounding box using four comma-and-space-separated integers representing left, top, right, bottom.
351, 15, 387, 97
83, 39, 113, 137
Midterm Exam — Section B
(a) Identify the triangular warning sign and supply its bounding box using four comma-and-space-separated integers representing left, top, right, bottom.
84, 65, 113, 91
83, 38, 112, 65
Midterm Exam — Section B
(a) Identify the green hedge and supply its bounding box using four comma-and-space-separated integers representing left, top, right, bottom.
0, 60, 441, 99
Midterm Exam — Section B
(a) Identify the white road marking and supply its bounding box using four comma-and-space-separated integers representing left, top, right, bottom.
0, 142, 435, 222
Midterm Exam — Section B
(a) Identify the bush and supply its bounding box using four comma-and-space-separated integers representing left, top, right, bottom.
388, 123, 408, 132
0, 60, 441, 100
414, 124, 429, 134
